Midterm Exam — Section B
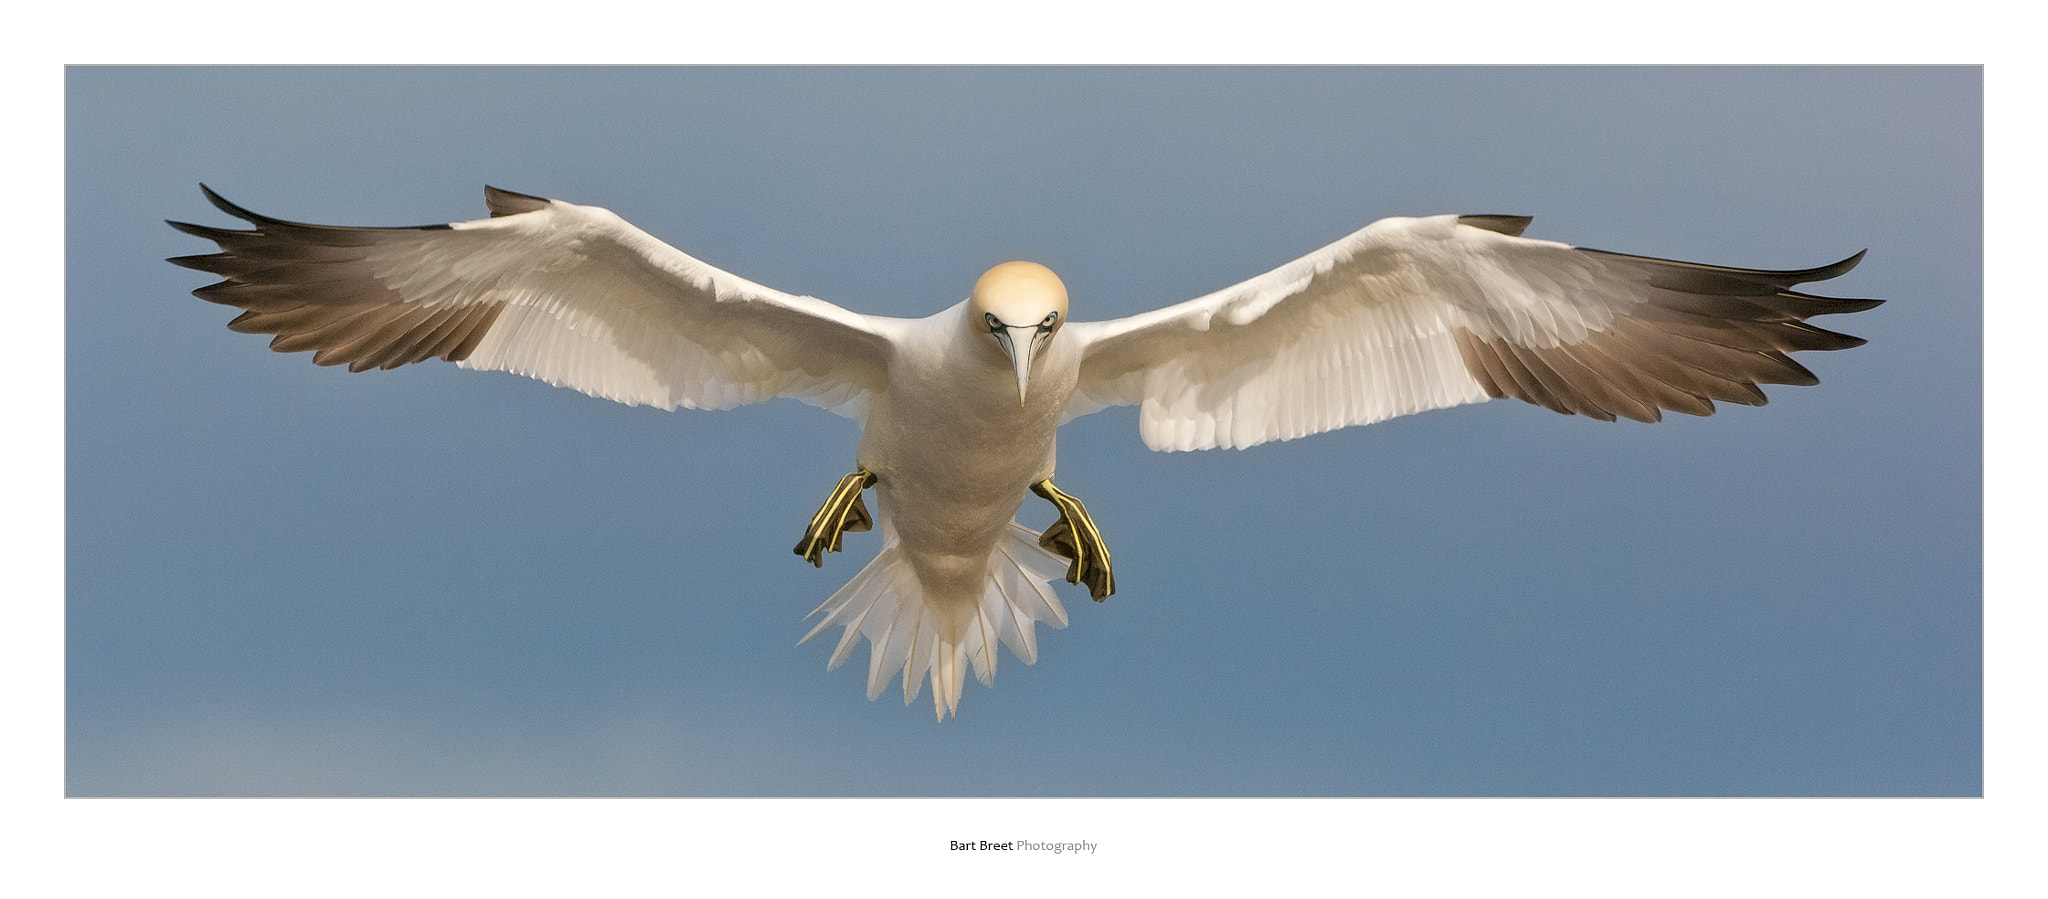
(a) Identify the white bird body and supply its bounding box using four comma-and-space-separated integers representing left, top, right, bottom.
860, 299, 1073, 593
803, 298, 1086, 716
170, 187, 1880, 719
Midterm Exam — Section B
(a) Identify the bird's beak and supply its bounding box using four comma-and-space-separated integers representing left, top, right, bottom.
1000, 326, 1035, 405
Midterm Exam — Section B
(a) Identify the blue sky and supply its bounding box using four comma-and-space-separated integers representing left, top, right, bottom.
66, 67, 1979, 805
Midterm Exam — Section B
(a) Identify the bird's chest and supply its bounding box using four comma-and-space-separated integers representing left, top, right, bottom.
859, 339, 1074, 496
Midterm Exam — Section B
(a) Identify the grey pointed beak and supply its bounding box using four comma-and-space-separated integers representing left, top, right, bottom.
998, 326, 1035, 405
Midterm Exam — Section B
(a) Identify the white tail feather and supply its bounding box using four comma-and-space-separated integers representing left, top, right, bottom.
800, 520, 1071, 720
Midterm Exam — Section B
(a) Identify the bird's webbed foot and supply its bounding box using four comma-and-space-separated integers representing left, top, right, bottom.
794, 469, 877, 567
1031, 479, 1115, 602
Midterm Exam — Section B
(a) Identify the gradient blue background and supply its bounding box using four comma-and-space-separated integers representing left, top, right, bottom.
67, 66, 1980, 796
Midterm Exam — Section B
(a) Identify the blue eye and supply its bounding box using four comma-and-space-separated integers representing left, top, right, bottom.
985, 313, 1001, 332
1040, 312, 1059, 329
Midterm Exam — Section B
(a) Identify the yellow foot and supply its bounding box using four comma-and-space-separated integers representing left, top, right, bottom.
794, 469, 877, 567
1031, 479, 1115, 602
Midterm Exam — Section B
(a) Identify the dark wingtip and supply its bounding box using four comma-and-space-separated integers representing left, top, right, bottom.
190, 281, 244, 305
165, 253, 227, 272
1458, 214, 1534, 237
1801, 249, 1867, 283
166, 219, 239, 240
1816, 295, 1884, 315
192, 183, 456, 232
484, 185, 551, 217
198, 183, 270, 225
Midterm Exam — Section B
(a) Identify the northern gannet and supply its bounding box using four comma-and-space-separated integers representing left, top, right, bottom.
169, 186, 1881, 719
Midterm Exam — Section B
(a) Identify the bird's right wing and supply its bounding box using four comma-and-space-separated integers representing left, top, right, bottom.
169, 186, 896, 420
1064, 214, 1879, 451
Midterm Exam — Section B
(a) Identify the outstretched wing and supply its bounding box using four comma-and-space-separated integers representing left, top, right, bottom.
168, 186, 896, 420
1065, 214, 1880, 451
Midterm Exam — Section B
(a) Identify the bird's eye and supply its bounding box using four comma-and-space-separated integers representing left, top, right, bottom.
1040, 311, 1059, 329
985, 313, 1002, 333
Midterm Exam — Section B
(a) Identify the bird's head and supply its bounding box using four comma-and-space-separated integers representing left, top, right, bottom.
969, 261, 1069, 405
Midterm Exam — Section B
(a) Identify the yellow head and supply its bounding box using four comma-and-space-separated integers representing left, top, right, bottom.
969, 262, 1068, 404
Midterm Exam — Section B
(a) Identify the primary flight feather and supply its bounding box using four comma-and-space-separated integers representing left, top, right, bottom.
169, 186, 1880, 719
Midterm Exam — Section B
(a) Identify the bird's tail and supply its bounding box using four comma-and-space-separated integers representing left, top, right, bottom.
799, 519, 1071, 720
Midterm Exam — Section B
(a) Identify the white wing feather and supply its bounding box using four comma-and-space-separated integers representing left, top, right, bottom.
1066, 214, 1874, 451
171, 187, 896, 421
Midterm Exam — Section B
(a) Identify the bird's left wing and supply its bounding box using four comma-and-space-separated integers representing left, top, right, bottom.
1064, 214, 1879, 451
169, 186, 895, 420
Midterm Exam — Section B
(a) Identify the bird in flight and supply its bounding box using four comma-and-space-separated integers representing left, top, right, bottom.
169, 185, 1880, 719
